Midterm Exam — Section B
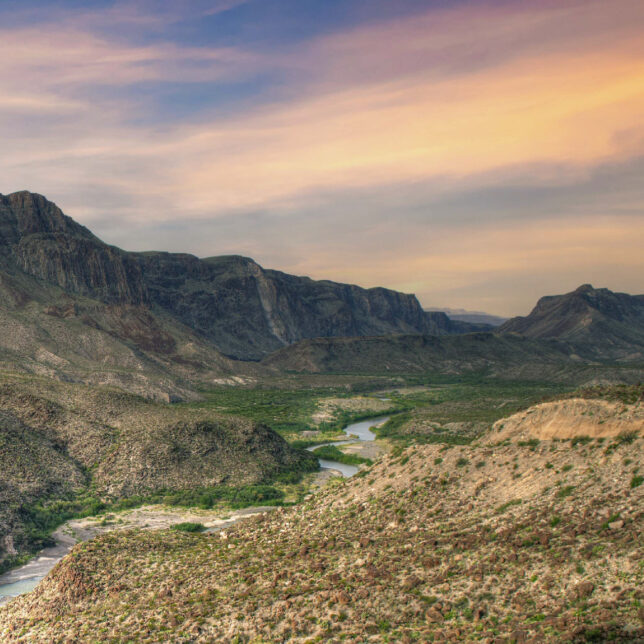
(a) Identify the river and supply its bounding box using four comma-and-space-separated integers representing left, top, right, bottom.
0, 416, 388, 604
307, 416, 389, 477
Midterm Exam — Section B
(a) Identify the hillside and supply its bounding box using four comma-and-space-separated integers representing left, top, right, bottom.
0, 191, 479, 362
498, 284, 644, 361
1, 412, 641, 641
262, 332, 580, 377
0, 377, 315, 572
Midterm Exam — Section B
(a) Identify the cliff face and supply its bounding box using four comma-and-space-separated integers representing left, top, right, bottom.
1, 192, 146, 304
0, 191, 475, 360
137, 252, 462, 359
499, 284, 644, 360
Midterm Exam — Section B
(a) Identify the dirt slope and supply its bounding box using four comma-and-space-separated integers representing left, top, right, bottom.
487, 398, 644, 443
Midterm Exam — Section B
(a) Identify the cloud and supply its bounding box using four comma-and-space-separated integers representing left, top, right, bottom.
0, 0, 643, 313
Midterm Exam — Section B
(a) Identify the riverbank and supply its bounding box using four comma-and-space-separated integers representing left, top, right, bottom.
1, 416, 389, 606
0, 505, 275, 605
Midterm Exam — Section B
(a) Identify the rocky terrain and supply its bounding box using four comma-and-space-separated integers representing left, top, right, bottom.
0, 376, 315, 572
499, 284, 644, 361
0, 393, 642, 642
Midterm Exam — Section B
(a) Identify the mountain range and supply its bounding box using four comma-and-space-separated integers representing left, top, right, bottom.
0, 191, 483, 366
498, 283, 644, 360
0, 191, 642, 393
425, 307, 508, 327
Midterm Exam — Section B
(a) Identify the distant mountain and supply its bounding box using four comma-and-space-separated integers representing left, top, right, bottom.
425, 307, 507, 327
498, 284, 644, 361
262, 332, 581, 379
0, 191, 482, 366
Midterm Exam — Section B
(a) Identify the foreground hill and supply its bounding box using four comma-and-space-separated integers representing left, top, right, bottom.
498, 284, 644, 361
1, 191, 479, 362
0, 377, 315, 572
1, 402, 641, 642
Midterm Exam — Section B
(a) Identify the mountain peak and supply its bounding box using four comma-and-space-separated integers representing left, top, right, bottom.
498, 285, 644, 359
0, 191, 94, 242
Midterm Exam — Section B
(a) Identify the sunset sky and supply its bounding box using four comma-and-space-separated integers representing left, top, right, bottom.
1, 0, 643, 315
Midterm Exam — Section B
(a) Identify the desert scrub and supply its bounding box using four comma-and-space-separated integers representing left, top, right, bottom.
496, 499, 522, 514
557, 485, 575, 499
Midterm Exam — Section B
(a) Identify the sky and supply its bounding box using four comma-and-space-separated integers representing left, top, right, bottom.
1, 0, 643, 316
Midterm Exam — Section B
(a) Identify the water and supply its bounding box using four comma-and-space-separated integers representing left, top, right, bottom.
0, 577, 41, 602
0, 416, 390, 603
308, 416, 389, 478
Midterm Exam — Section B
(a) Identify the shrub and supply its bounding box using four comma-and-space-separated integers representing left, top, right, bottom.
616, 430, 639, 445
496, 499, 522, 514
631, 475, 643, 489
557, 485, 575, 498
172, 522, 206, 533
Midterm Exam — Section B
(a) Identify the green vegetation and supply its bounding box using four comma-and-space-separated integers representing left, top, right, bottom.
495, 499, 522, 514
12, 482, 289, 562
374, 377, 570, 445
177, 385, 406, 439
631, 475, 643, 489
172, 522, 206, 533
312, 445, 372, 466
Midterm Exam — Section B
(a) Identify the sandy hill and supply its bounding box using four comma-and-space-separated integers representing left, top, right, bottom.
488, 398, 643, 443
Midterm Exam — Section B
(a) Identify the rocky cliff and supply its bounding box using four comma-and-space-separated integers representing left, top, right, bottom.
0, 191, 479, 360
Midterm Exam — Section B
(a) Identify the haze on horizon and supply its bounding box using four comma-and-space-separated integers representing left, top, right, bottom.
1, 0, 643, 316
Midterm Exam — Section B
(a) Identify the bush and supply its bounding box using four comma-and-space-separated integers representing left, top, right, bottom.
496, 499, 522, 514
630, 475, 643, 489
172, 522, 206, 533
